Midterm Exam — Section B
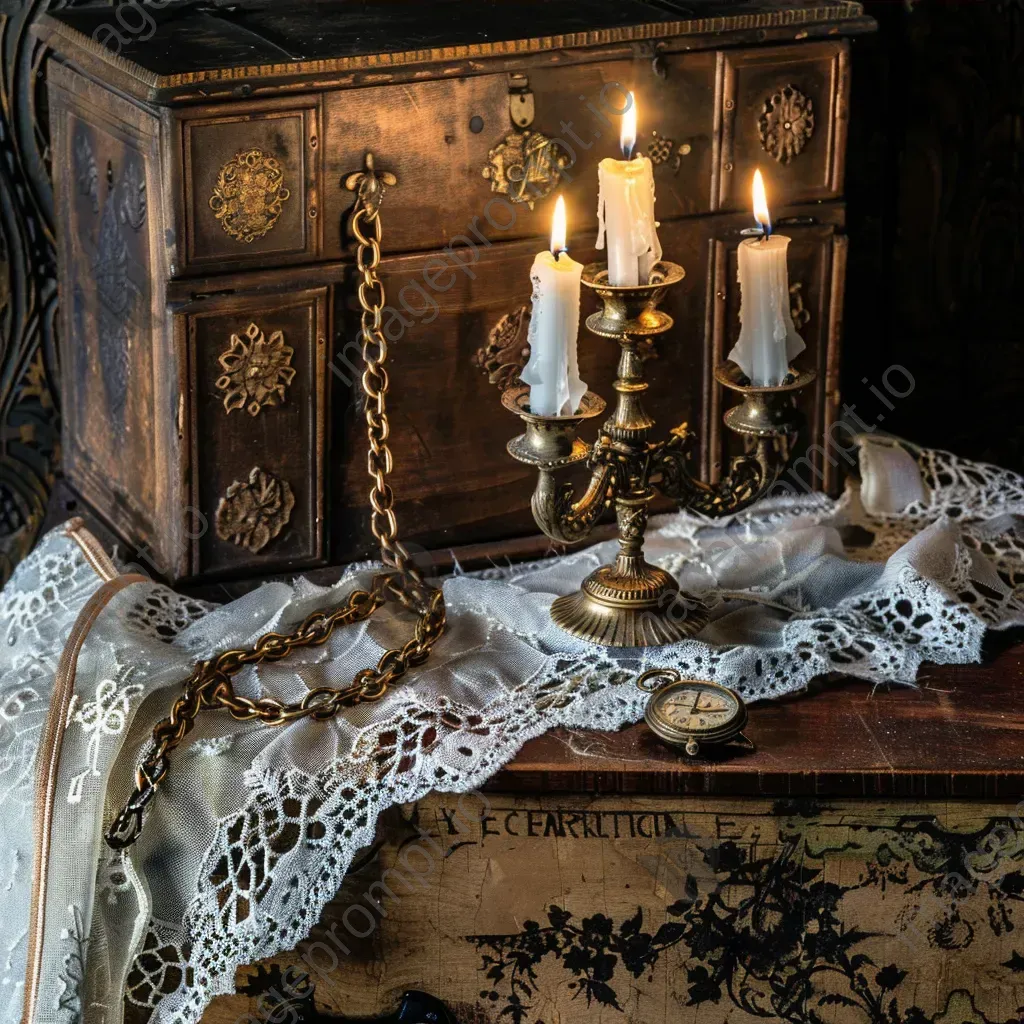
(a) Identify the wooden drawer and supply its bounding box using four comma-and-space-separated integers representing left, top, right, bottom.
322, 41, 850, 260
718, 40, 849, 211
179, 286, 329, 577
322, 52, 719, 259
177, 97, 322, 274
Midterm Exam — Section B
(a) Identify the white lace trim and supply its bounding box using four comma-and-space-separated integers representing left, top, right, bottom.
0, 446, 1019, 1024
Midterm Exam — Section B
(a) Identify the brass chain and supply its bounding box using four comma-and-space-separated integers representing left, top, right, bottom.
106, 156, 446, 850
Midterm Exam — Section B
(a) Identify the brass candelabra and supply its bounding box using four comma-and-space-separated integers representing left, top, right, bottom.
502, 260, 815, 648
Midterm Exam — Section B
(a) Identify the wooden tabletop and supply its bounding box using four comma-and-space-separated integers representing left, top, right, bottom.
488, 635, 1024, 800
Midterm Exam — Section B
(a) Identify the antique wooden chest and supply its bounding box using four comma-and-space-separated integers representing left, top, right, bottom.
39, 0, 876, 584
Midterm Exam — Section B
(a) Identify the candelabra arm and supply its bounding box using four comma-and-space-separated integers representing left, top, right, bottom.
532, 457, 618, 545
654, 431, 790, 517
495, 262, 817, 649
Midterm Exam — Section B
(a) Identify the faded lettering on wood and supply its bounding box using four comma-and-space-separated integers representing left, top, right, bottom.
201, 794, 1024, 1024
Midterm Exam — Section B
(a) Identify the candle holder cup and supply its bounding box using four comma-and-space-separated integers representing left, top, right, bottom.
503, 260, 816, 648
714, 360, 817, 439
502, 386, 606, 470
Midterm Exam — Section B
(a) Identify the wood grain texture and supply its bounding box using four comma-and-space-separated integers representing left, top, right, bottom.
178, 97, 322, 273
489, 637, 1024, 799
718, 40, 848, 210
320, 52, 721, 259
49, 62, 183, 577
34, 1, 873, 103
182, 286, 328, 577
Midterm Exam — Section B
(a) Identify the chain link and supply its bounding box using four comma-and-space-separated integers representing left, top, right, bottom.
106, 159, 446, 850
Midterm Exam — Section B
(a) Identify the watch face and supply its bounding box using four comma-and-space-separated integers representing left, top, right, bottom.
658, 684, 739, 731
644, 679, 746, 746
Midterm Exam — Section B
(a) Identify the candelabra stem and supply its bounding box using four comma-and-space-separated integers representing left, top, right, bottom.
607, 339, 657, 579
608, 341, 656, 440
549, 326, 711, 647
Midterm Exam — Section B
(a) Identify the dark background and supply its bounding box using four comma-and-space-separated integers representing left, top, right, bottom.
844, 0, 1023, 467
0, 0, 1020, 581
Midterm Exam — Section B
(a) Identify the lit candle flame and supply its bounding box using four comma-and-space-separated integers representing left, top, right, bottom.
752, 168, 772, 236
620, 91, 637, 159
550, 194, 568, 255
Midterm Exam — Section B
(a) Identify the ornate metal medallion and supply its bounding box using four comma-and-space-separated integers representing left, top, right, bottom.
210, 148, 291, 243
215, 466, 295, 553
482, 130, 571, 209
473, 305, 531, 388
758, 84, 815, 163
637, 670, 751, 757
215, 321, 296, 416
645, 130, 692, 175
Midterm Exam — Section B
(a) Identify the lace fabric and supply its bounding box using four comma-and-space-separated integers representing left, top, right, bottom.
0, 442, 1021, 1024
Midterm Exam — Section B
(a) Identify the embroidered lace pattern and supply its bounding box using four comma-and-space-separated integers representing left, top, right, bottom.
0, 446, 1020, 1024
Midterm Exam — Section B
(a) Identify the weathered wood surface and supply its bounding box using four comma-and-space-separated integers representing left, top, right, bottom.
36, 2, 874, 104
43, 4, 869, 583
491, 637, 1024, 800
200, 788, 1024, 1024
48, 62, 182, 576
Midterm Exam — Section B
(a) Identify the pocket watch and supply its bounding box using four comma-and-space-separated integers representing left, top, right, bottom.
637, 669, 753, 757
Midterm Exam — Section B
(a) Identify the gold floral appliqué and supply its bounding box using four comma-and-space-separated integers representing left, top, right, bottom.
758, 84, 815, 164
209, 148, 291, 243
473, 305, 531, 389
216, 322, 296, 417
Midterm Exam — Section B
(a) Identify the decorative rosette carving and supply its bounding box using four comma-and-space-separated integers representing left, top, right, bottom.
758, 84, 815, 163
215, 467, 295, 554
216, 322, 296, 417
473, 306, 531, 389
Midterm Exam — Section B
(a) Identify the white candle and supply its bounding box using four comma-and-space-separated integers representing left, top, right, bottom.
727, 169, 805, 386
520, 196, 587, 417
596, 91, 662, 286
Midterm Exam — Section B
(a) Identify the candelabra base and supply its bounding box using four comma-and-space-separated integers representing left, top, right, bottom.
551, 561, 711, 648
